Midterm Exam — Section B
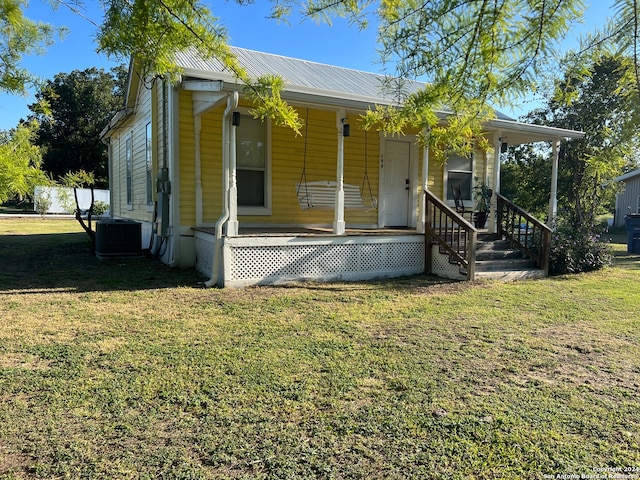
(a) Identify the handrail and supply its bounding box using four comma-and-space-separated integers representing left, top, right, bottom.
424, 189, 477, 280
496, 193, 552, 275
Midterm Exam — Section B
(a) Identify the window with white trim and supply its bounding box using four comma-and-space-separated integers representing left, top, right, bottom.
125, 134, 133, 207
145, 122, 153, 206
446, 154, 473, 201
236, 113, 270, 214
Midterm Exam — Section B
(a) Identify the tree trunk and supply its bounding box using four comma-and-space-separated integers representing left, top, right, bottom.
73, 187, 96, 251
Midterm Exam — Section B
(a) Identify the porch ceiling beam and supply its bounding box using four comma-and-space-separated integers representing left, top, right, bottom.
182, 80, 224, 91
191, 91, 228, 117
485, 118, 584, 144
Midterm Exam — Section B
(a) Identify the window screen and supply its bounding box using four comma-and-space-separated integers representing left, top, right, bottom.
126, 136, 132, 206
446, 155, 473, 201
236, 115, 266, 207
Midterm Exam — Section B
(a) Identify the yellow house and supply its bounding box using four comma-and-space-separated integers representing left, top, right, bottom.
101, 47, 583, 287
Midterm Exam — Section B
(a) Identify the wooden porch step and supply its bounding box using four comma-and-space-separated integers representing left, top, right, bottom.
473, 235, 546, 281
475, 268, 547, 281
475, 241, 526, 261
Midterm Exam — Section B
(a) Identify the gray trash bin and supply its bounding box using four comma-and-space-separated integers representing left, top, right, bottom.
625, 214, 640, 254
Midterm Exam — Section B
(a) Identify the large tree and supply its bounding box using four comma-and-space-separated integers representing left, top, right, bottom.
500, 144, 551, 220
28, 66, 126, 188
3, 1, 640, 155
0, 120, 47, 203
96, 0, 587, 156
0, 0, 63, 95
503, 54, 640, 227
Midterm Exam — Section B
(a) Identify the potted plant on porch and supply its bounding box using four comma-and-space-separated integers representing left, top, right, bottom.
473, 181, 492, 229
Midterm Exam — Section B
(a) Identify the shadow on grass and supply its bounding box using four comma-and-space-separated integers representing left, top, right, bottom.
0, 232, 205, 293
0, 229, 458, 295
612, 249, 640, 270
11, 229, 633, 296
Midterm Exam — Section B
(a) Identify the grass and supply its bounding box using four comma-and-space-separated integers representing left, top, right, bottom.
0, 201, 35, 215
1, 218, 639, 479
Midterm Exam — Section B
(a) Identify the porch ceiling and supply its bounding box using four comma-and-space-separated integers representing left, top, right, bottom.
486, 118, 585, 145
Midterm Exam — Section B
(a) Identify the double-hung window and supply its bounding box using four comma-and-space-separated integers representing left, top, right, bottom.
236, 113, 270, 214
446, 154, 473, 203
125, 134, 133, 208
145, 122, 153, 207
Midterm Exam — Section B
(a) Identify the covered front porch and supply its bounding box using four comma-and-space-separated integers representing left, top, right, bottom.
192, 193, 546, 288
187, 87, 585, 287
171, 47, 587, 287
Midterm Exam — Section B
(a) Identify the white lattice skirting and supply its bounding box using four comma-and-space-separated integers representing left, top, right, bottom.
195, 233, 425, 288
430, 244, 467, 280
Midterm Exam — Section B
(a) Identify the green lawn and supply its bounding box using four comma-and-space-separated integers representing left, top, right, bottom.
0, 201, 35, 215
1, 218, 639, 479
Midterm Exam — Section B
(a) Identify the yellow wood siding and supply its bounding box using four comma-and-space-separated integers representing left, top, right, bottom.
110, 132, 127, 216
342, 114, 379, 224
194, 103, 466, 227
200, 108, 224, 224
178, 90, 196, 226
108, 76, 499, 233
239, 109, 380, 225
108, 81, 154, 222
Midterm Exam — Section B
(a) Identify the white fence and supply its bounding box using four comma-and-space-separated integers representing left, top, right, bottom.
33, 186, 110, 214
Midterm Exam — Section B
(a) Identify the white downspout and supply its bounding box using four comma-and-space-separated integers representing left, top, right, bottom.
417, 128, 430, 234
547, 138, 560, 228
204, 91, 238, 287
194, 115, 203, 227
333, 109, 346, 235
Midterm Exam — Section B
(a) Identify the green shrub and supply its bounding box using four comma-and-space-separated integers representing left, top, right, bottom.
92, 200, 109, 216
549, 218, 612, 275
34, 190, 52, 218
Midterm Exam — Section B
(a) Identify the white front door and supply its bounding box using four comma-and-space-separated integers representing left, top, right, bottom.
382, 139, 411, 227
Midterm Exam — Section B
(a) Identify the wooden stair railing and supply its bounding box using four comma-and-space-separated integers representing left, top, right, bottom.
496, 193, 552, 275
425, 189, 477, 280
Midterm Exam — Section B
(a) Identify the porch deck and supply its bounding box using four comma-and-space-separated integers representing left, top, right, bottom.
194, 226, 418, 237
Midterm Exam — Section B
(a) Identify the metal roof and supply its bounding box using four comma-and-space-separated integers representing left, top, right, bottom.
615, 169, 640, 182
175, 46, 425, 108
174, 46, 584, 142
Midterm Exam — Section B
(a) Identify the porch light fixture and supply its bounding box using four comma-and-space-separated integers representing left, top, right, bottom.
342, 119, 350, 137
499, 137, 508, 153
232, 111, 241, 126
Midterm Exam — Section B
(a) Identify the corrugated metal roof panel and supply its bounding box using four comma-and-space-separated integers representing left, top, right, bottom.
108, 48, 586, 142
174, 46, 424, 105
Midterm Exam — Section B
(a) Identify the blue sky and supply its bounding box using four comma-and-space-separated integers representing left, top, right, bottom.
0, 1, 614, 131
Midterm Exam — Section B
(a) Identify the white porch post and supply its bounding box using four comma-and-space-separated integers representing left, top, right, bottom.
333, 109, 346, 235
227, 110, 239, 236
488, 131, 502, 233
194, 115, 203, 227
417, 128, 430, 234
547, 138, 560, 228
